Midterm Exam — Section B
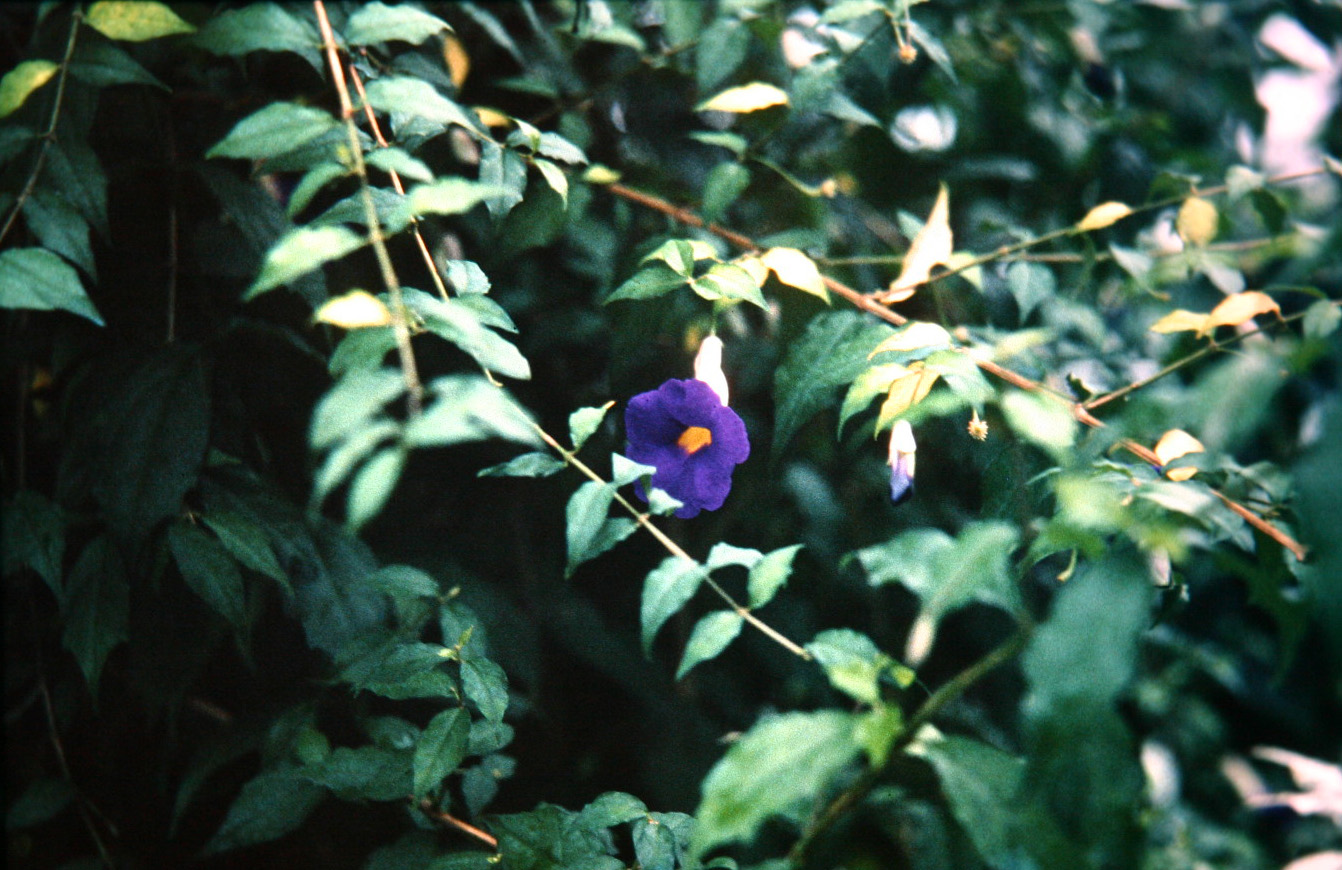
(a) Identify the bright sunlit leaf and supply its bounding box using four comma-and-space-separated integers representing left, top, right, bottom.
315, 290, 393, 329
0, 60, 58, 118
443, 33, 470, 90
1075, 201, 1132, 232
86, 1, 195, 41
1176, 196, 1218, 247
1201, 290, 1281, 336
760, 247, 827, 301
868, 322, 953, 357
877, 364, 939, 431
1154, 428, 1205, 481
1149, 309, 1210, 335
887, 184, 952, 301
696, 82, 789, 114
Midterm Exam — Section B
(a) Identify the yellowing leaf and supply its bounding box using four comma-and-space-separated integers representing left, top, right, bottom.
315, 290, 392, 328
1176, 196, 1218, 247
582, 164, 621, 185
876, 365, 939, 431
1076, 201, 1133, 232
86, 1, 195, 41
1200, 290, 1281, 336
868, 322, 953, 357
473, 107, 511, 128
886, 184, 952, 301
735, 255, 768, 286
760, 248, 828, 301
696, 82, 789, 114
1149, 309, 1210, 334
1154, 429, 1204, 481
0, 60, 57, 119
443, 33, 470, 90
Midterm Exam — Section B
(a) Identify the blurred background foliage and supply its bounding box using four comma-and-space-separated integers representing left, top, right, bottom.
3, 1, 1341, 869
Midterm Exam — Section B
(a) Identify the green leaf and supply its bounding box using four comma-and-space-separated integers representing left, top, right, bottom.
246, 225, 364, 299
640, 556, 709, 654
1303, 299, 1341, 340
191, 3, 320, 68
633, 813, 680, 870
403, 376, 541, 449
578, 791, 648, 829
491, 804, 618, 870
85, 1, 195, 41
0, 247, 103, 324
338, 639, 456, 700
534, 158, 569, 206
838, 363, 908, 434
1006, 261, 1055, 324
690, 263, 766, 309
856, 521, 1021, 622
536, 132, 587, 165
691, 711, 860, 860
403, 289, 530, 379
604, 262, 690, 303
365, 146, 433, 183
697, 18, 750, 93
806, 628, 907, 706
569, 403, 613, 451
565, 481, 637, 576
6, 778, 75, 830
345, 2, 451, 45
364, 76, 478, 134
169, 521, 248, 631
747, 545, 802, 609
346, 446, 405, 529
478, 452, 566, 478
207, 102, 339, 161
45, 138, 109, 236
0, 60, 58, 118
774, 311, 897, 455
69, 38, 168, 90
705, 542, 762, 571
1000, 389, 1078, 459
676, 610, 745, 679
701, 162, 751, 222
468, 719, 514, 756
301, 745, 412, 801
912, 734, 1025, 869
2, 490, 65, 600
368, 564, 440, 601
478, 140, 527, 219
413, 708, 469, 798
201, 765, 324, 855
22, 189, 96, 278
200, 508, 288, 591
444, 259, 492, 295
310, 368, 404, 450
61, 536, 129, 696
460, 655, 508, 722
330, 325, 396, 375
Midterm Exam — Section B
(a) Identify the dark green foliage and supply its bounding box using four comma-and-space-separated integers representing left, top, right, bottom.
3, 2, 1340, 870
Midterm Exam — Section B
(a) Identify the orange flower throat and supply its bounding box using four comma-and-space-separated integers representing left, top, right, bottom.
677, 426, 713, 455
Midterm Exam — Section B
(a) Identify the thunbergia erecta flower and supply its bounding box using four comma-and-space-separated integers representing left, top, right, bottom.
625, 372, 750, 519
888, 419, 917, 504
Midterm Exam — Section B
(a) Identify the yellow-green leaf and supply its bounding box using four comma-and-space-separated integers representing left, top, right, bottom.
247, 226, 364, 300
315, 290, 393, 328
86, 1, 195, 41
887, 184, 952, 301
696, 82, 789, 113
1075, 201, 1132, 232
1200, 290, 1281, 336
0, 60, 58, 119
1176, 196, 1218, 247
877, 365, 939, 431
1149, 309, 1209, 334
760, 247, 827, 301
1154, 429, 1204, 481
868, 322, 953, 357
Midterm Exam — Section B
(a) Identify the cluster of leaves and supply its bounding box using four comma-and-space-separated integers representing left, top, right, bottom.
4, 2, 1342, 870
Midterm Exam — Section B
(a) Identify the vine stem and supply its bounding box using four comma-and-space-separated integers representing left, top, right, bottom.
530, 424, 812, 660
313, 0, 424, 417
417, 798, 499, 849
0, 8, 82, 246
600, 181, 1309, 561
788, 622, 1033, 865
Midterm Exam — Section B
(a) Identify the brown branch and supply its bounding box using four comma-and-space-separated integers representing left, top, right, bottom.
313, 0, 423, 416
418, 798, 499, 848
601, 181, 1308, 561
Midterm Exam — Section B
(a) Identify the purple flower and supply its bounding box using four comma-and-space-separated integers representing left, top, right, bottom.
888, 420, 916, 504
625, 378, 750, 518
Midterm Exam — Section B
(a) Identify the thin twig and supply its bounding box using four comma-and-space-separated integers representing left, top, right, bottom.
314, 0, 423, 416
600, 181, 1309, 561
418, 798, 499, 848
531, 424, 812, 660
0, 9, 82, 246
